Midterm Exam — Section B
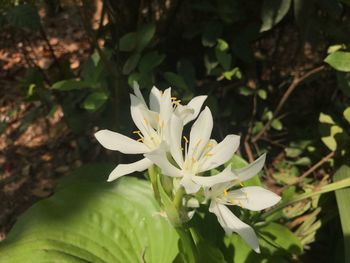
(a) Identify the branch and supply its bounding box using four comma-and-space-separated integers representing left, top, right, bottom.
252, 65, 325, 143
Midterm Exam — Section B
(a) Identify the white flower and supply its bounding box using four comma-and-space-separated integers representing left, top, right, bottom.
145, 107, 241, 194
94, 83, 207, 181
205, 154, 281, 253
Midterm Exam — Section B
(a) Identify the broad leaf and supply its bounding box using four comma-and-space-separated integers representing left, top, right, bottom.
123, 53, 141, 74
83, 91, 108, 111
334, 165, 350, 263
52, 79, 91, 91
260, 0, 292, 32
0, 164, 178, 263
325, 51, 350, 72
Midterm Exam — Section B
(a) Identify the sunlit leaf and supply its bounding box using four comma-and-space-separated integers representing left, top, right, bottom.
0, 164, 178, 263
325, 51, 350, 72
334, 165, 350, 263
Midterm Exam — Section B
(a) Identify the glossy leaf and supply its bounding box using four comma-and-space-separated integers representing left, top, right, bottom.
325, 51, 350, 72
0, 164, 179, 263
123, 53, 141, 74
260, 0, 292, 32
52, 79, 91, 91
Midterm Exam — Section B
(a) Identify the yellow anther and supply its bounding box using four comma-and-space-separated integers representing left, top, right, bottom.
144, 117, 149, 125
133, 130, 141, 134
183, 136, 189, 144
204, 143, 213, 149
224, 189, 228, 196
137, 138, 144, 142
205, 153, 213, 157
230, 197, 235, 204
172, 100, 181, 106
195, 139, 202, 147
171, 97, 177, 101
237, 179, 244, 187
191, 157, 196, 163
238, 200, 243, 207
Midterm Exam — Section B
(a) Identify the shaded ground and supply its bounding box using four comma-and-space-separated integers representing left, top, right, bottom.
0, 4, 95, 240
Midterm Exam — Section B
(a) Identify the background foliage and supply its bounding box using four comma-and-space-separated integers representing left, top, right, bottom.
1, 0, 350, 262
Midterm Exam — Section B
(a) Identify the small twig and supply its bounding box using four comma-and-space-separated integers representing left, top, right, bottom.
297, 151, 335, 183
252, 65, 325, 143
244, 138, 254, 162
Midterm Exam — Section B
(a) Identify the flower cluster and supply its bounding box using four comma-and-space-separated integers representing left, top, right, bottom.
95, 83, 280, 253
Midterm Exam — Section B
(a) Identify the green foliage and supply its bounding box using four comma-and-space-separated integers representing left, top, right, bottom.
334, 165, 350, 263
0, 164, 179, 263
325, 51, 350, 72
260, 0, 292, 32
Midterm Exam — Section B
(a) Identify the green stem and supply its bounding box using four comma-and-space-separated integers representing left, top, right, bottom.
148, 165, 161, 205
263, 177, 350, 219
173, 186, 185, 211
175, 227, 198, 263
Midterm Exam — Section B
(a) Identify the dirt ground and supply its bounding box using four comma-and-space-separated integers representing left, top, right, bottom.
0, 4, 99, 240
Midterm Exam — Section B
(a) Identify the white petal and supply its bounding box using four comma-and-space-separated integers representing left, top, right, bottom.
149, 86, 162, 112
183, 95, 207, 124
130, 95, 158, 139
199, 134, 240, 172
174, 104, 194, 123
170, 114, 184, 167
180, 175, 201, 194
235, 153, 266, 182
192, 164, 236, 187
107, 158, 153, 181
209, 202, 260, 253
132, 81, 147, 107
95, 130, 148, 153
144, 148, 183, 177
227, 186, 281, 211
187, 107, 213, 160
159, 88, 173, 123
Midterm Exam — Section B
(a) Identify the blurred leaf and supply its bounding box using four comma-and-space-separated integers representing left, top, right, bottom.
257, 222, 303, 255
260, 0, 292, 32
327, 44, 346, 54
294, 157, 311, 166
239, 87, 254, 96
285, 148, 303, 158
0, 164, 178, 262
325, 51, 350, 72
164, 72, 188, 91
283, 200, 311, 218
51, 79, 91, 91
123, 53, 141, 74
119, 32, 138, 51
138, 51, 165, 73
223, 68, 241, 80
202, 22, 223, 47
215, 39, 231, 70
258, 89, 267, 100
334, 165, 350, 263
294, 208, 322, 246
197, 240, 226, 263
337, 72, 350, 97
319, 113, 343, 151
271, 119, 283, 131
6, 4, 41, 30
83, 91, 108, 111
343, 107, 350, 124
137, 23, 156, 51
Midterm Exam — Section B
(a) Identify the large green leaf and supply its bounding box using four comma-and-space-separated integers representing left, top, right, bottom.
260, 0, 292, 32
325, 51, 350, 72
334, 165, 350, 263
51, 79, 92, 91
0, 164, 178, 263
